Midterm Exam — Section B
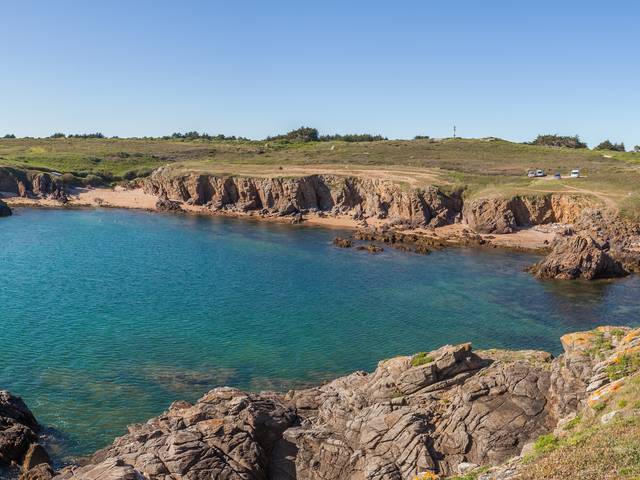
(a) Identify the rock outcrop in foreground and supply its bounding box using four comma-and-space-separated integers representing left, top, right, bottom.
51, 326, 639, 480
0, 391, 52, 480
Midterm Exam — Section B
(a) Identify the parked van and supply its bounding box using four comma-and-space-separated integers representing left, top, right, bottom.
570, 169, 580, 178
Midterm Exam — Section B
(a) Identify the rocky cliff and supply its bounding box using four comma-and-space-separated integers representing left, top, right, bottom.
462, 194, 591, 234
43, 326, 639, 480
0, 167, 67, 202
143, 168, 463, 227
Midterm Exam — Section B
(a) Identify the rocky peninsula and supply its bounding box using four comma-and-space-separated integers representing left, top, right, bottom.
3, 326, 639, 480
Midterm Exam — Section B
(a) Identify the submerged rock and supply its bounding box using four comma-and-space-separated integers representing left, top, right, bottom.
332, 236, 353, 248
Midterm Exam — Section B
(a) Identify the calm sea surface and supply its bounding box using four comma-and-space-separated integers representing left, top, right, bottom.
1, 208, 638, 463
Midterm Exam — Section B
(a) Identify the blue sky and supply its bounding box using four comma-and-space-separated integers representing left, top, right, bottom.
1, 0, 638, 147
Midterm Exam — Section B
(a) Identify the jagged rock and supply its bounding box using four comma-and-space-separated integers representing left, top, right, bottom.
0, 168, 67, 202
155, 198, 182, 212
31, 173, 67, 202
0, 391, 39, 465
356, 244, 383, 253
54, 459, 144, 480
20, 444, 53, 480
332, 237, 352, 248
0, 199, 12, 217
21, 463, 54, 480
528, 233, 627, 280
51, 327, 634, 480
78, 388, 297, 480
573, 208, 640, 273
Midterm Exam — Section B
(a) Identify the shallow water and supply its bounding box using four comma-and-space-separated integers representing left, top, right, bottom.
0, 208, 638, 462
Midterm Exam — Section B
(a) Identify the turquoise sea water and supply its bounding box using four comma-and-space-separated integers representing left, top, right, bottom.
0, 208, 638, 464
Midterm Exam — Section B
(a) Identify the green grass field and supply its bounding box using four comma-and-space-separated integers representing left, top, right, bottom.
2, 137, 639, 217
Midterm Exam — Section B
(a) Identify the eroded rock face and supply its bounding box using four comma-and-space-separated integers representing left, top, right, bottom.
463, 197, 517, 233
529, 233, 627, 280
66, 330, 626, 480
143, 169, 463, 227
0, 168, 66, 202
463, 194, 591, 234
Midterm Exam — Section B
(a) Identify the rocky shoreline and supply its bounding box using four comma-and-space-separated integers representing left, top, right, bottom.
2, 166, 640, 280
2, 326, 638, 480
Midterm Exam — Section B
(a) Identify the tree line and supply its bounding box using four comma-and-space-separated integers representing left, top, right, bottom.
529, 134, 635, 152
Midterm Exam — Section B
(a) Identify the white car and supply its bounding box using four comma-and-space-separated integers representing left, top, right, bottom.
535, 169, 545, 177
527, 170, 536, 178
570, 169, 580, 178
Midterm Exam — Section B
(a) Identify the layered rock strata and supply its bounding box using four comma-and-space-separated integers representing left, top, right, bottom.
143, 169, 463, 227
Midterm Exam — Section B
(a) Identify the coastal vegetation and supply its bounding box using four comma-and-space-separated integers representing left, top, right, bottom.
1, 134, 639, 218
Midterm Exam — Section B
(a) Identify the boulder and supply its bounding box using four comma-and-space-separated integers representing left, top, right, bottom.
0, 391, 39, 465
155, 198, 182, 212
332, 237, 352, 248
529, 233, 627, 280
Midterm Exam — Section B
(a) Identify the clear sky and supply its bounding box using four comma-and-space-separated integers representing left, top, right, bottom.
1, 0, 638, 147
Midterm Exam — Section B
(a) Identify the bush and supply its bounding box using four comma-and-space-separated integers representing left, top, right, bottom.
49, 132, 66, 138
411, 352, 434, 367
534, 434, 559, 454
414, 135, 431, 140
2, 134, 16, 139
68, 132, 105, 139
319, 133, 387, 142
530, 134, 587, 149
634, 145, 640, 152
595, 140, 625, 152
267, 126, 319, 143
84, 174, 104, 187
123, 167, 154, 180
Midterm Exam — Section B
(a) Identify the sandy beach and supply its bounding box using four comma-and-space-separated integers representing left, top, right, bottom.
2, 186, 556, 251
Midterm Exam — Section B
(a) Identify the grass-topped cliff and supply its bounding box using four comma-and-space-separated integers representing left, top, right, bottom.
1, 136, 640, 219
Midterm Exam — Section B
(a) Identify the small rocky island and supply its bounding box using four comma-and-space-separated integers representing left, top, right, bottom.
3, 326, 638, 480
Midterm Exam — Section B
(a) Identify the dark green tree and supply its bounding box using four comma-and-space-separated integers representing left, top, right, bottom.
595, 140, 625, 152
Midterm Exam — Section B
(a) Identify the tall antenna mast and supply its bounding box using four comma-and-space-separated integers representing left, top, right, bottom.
453, 124, 457, 139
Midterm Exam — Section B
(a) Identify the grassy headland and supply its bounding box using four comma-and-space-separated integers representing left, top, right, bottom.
2, 136, 639, 218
